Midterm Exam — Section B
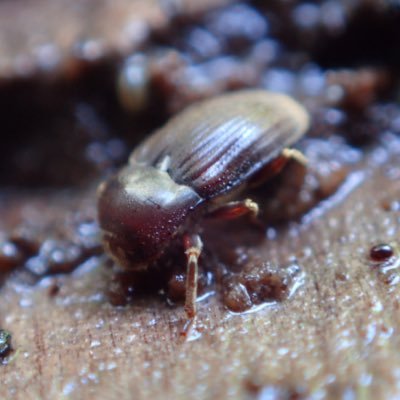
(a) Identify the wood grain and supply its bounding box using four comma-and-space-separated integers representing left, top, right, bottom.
0, 142, 399, 400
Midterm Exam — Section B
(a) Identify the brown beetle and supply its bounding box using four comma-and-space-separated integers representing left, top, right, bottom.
97, 90, 309, 331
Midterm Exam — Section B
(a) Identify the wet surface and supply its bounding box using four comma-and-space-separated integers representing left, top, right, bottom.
0, 133, 398, 398
0, 153, 400, 398
1, 0, 400, 399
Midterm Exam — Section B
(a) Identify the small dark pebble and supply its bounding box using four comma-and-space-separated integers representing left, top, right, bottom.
335, 272, 349, 282
25, 239, 84, 276
8, 220, 103, 279
74, 220, 102, 254
369, 244, 394, 262
43, 239, 84, 273
48, 283, 60, 297
24, 255, 48, 276
381, 199, 400, 212
369, 243, 400, 286
326, 68, 389, 112
9, 226, 41, 257
223, 281, 252, 312
185, 27, 221, 61
0, 241, 25, 272
223, 260, 303, 312
0, 329, 12, 359
206, 4, 268, 51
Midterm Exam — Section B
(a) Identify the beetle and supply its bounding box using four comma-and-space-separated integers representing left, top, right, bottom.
97, 89, 309, 332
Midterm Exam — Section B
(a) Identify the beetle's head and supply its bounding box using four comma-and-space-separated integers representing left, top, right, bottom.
97, 164, 202, 269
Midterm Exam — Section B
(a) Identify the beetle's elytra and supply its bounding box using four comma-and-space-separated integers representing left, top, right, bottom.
97, 89, 310, 331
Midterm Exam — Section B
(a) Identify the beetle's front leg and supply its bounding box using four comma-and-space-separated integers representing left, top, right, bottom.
205, 199, 259, 220
181, 233, 203, 337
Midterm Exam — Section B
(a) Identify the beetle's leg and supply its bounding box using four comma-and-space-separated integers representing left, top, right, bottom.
183, 234, 203, 321
248, 148, 307, 188
282, 148, 308, 166
205, 199, 259, 220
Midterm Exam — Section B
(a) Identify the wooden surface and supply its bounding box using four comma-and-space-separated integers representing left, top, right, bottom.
0, 0, 232, 80
0, 138, 399, 400
1, 1, 400, 399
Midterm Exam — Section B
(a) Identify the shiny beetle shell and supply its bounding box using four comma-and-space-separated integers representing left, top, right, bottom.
131, 90, 309, 198
98, 90, 309, 269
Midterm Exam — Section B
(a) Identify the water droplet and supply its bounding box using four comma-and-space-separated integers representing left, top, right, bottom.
63, 381, 76, 396
90, 340, 101, 348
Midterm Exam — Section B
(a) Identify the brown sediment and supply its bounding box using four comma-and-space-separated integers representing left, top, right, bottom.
223, 259, 304, 312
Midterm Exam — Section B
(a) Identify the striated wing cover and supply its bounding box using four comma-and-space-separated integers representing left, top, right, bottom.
130, 90, 309, 199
